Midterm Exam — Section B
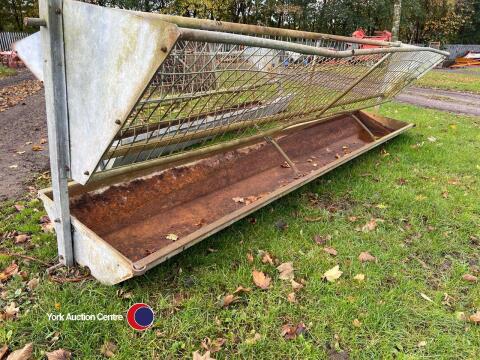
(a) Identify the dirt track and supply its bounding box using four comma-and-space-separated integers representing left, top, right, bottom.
0, 70, 48, 201
395, 87, 480, 117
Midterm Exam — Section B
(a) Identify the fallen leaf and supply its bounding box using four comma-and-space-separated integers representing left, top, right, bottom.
358, 252, 376, 263
0, 263, 18, 282
456, 311, 466, 321
348, 216, 358, 222
462, 274, 478, 283
6, 343, 32, 360
420, 292, 434, 303
27, 278, 40, 290
13, 204, 24, 212
233, 286, 251, 295
201, 337, 225, 353
5, 302, 19, 320
291, 279, 304, 291
40, 138, 47, 145
46, 349, 71, 360
245, 332, 261, 345
31, 145, 43, 152
441, 191, 449, 199
417, 341, 427, 348
100, 341, 117, 358
352, 319, 361, 328
9, 165, 18, 169
361, 219, 378, 232
323, 265, 343, 282
246, 252, 254, 264
252, 270, 271, 290
232, 197, 244, 204
427, 136, 437, 142
313, 234, 330, 245
287, 292, 296, 303
281, 323, 306, 340
353, 274, 365, 282
277, 262, 294, 281
220, 294, 237, 308
166, 233, 178, 241
469, 311, 480, 324
0, 345, 7, 360
261, 252, 274, 265
14, 234, 30, 244
192, 350, 215, 360
323, 247, 337, 256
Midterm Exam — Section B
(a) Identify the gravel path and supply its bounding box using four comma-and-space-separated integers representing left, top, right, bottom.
395, 87, 480, 117
0, 81, 48, 201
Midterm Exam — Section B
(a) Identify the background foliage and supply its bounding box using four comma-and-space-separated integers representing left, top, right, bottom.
0, 0, 479, 44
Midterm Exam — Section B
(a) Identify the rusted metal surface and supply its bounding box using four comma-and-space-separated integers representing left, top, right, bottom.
53, 112, 412, 285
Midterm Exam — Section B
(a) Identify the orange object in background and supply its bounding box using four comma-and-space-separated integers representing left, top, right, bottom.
450, 51, 480, 68
352, 28, 392, 48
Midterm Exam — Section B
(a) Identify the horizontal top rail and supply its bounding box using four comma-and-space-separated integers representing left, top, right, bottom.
178, 28, 450, 57
139, 13, 400, 47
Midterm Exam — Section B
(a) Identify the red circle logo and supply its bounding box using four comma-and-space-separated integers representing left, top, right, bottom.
126, 303, 154, 330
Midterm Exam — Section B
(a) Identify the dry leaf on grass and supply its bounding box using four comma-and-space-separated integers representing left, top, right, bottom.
281, 323, 306, 340
420, 293, 434, 303
277, 262, 294, 281
6, 342, 32, 360
352, 319, 361, 328
233, 286, 251, 295
14, 234, 30, 244
220, 294, 237, 308
462, 274, 478, 283
252, 270, 271, 290
0, 263, 18, 282
469, 311, 480, 324
192, 350, 215, 360
360, 219, 379, 232
358, 252, 376, 263
245, 333, 261, 345
287, 292, 296, 303
4, 302, 19, 320
246, 252, 254, 264
417, 341, 427, 348
261, 252, 274, 265
0, 345, 8, 359
201, 337, 225, 353
100, 341, 117, 358
46, 349, 71, 360
291, 279, 304, 291
323, 265, 343, 282
353, 274, 365, 282
313, 234, 330, 245
323, 247, 337, 256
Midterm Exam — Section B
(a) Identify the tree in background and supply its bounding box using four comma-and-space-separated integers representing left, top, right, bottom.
0, 0, 479, 44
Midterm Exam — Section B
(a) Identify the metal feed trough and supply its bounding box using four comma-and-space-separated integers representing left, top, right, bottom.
15, 0, 447, 284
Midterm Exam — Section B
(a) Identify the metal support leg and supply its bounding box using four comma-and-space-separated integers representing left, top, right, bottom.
264, 136, 301, 176
351, 114, 377, 141
40, 0, 74, 266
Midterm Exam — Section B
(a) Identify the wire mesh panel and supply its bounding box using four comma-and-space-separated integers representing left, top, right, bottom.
95, 32, 443, 176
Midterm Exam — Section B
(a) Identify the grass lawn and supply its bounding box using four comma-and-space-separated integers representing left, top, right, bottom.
0, 102, 479, 359
0, 65, 16, 79
414, 69, 480, 94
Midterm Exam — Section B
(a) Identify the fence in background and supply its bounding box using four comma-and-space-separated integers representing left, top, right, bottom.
444, 44, 480, 60
0, 32, 29, 51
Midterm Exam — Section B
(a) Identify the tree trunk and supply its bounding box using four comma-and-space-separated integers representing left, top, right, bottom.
392, 0, 402, 41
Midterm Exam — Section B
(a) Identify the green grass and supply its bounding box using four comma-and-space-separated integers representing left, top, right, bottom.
1, 103, 479, 359
414, 69, 480, 93
0, 64, 16, 78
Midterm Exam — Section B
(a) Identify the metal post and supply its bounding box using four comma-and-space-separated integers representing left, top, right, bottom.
40, 0, 74, 266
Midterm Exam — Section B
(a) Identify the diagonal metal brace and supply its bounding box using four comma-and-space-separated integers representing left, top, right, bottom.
351, 114, 377, 141
264, 136, 302, 176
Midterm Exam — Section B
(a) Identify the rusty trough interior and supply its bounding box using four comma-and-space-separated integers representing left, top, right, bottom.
42, 111, 411, 267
